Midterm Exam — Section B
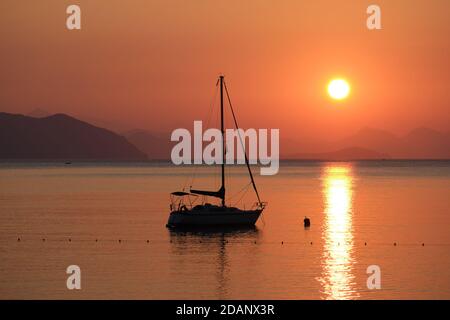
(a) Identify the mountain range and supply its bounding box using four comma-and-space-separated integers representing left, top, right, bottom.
123, 129, 172, 160
1, 110, 449, 160
0, 112, 147, 160
122, 126, 449, 160
319, 127, 450, 159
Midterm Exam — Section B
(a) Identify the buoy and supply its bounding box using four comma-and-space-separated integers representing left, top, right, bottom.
310, 241, 313, 245
42, 238, 46, 242
281, 241, 284, 245
422, 243, 425, 246
95, 239, 98, 242
147, 240, 149, 243
304, 217, 311, 228
68, 238, 71, 242
394, 242, 397, 246
119, 239, 122, 243
364, 242, 367, 246
17, 237, 21, 242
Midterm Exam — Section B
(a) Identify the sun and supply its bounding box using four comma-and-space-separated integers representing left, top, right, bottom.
327, 79, 350, 100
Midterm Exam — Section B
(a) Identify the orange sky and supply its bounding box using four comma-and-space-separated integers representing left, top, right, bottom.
1, 0, 449, 141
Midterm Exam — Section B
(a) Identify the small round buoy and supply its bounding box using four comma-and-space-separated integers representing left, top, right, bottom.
422, 243, 425, 246
364, 242, 367, 246
119, 239, 122, 243
146, 240, 149, 243
42, 238, 46, 242
17, 237, 21, 242
394, 242, 397, 246
68, 238, 71, 242
310, 241, 313, 245
254, 241, 257, 244
281, 241, 284, 245
95, 239, 98, 242
304, 217, 311, 228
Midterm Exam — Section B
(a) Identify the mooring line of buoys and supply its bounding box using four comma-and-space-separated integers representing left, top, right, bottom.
5, 237, 442, 247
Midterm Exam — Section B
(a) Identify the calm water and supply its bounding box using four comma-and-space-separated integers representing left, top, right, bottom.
0, 161, 449, 299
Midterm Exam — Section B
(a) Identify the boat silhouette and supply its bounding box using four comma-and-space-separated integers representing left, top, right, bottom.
167, 76, 266, 228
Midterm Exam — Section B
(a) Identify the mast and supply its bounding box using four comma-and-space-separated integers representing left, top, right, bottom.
191, 76, 263, 209
219, 75, 226, 206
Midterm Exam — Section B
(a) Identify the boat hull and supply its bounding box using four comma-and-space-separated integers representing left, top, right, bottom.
167, 208, 262, 227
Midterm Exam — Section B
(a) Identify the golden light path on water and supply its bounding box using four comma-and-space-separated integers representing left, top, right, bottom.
319, 165, 359, 300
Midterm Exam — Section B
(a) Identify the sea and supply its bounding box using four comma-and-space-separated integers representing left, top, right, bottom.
0, 160, 449, 299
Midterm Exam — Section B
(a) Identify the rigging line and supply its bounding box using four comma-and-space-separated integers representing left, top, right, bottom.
233, 183, 252, 206
206, 81, 220, 130
187, 83, 219, 189
228, 182, 251, 200
223, 80, 262, 205
209, 86, 221, 192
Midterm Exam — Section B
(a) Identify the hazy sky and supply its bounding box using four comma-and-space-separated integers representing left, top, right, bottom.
1, 0, 449, 140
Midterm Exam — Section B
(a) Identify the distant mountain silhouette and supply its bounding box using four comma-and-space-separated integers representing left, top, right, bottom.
27, 109, 133, 133
0, 112, 147, 160
124, 129, 172, 160
27, 108, 52, 118
286, 147, 389, 160
122, 125, 449, 160
333, 127, 450, 159
10, 110, 445, 160
283, 126, 449, 160
79, 115, 133, 134
400, 127, 450, 158
336, 127, 400, 152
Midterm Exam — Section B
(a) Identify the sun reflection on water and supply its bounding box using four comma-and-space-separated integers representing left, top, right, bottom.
319, 164, 358, 300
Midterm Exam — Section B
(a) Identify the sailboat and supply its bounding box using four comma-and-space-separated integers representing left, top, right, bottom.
166, 75, 266, 228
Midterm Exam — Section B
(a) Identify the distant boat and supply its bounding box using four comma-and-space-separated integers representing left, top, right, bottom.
166, 76, 266, 228
65, 161, 72, 165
